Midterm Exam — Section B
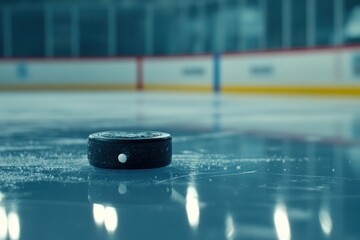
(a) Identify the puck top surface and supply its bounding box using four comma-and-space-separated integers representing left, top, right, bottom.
89, 131, 171, 142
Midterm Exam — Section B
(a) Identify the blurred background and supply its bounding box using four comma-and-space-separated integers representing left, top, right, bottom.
0, 0, 360, 94
0, 0, 359, 57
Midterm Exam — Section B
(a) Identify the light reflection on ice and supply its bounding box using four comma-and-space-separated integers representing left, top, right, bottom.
104, 207, 118, 233
8, 212, 20, 240
0, 207, 7, 239
93, 204, 105, 226
225, 214, 235, 240
186, 185, 200, 230
274, 203, 291, 240
93, 204, 118, 233
319, 208, 332, 237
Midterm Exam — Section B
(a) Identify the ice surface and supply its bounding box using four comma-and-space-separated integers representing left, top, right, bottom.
0, 92, 359, 240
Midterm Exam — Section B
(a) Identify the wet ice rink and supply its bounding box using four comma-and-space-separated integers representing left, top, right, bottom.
0, 92, 360, 240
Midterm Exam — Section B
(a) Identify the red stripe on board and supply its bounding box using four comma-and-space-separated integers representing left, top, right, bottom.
0, 44, 359, 62
222, 44, 360, 57
136, 57, 143, 91
0, 56, 136, 62
142, 53, 213, 60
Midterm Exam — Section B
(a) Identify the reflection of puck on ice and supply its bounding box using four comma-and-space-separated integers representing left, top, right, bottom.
87, 168, 173, 205
88, 131, 172, 169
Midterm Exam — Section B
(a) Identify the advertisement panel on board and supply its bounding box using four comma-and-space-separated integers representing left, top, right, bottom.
353, 53, 360, 78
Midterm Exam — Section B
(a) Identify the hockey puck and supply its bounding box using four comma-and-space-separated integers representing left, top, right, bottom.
88, 131, 172, 169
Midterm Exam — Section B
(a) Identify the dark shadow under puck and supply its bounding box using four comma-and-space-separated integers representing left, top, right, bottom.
88, 131, 172, 169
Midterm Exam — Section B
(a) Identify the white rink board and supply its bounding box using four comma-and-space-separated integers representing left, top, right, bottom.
0, 47, 360, 89
221, 52, 338, 85
143, 56, 213, 86
0, 59, 137, 84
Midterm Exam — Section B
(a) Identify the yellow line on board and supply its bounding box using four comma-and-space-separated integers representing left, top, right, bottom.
2, 83, 360, 97
144, 84, 213, 92
222, 85, 360, 97
0, 84, 136, 91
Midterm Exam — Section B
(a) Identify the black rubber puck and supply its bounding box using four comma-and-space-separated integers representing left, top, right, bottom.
88, 131, 172, 169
